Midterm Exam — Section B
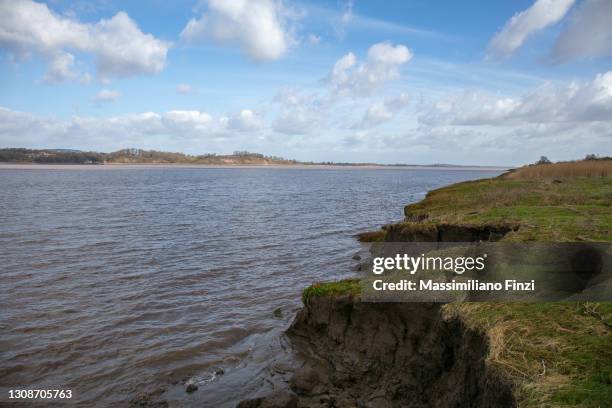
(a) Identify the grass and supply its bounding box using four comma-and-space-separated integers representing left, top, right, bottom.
303, 162, 612, 407
505, 160, 611, 180
444, 303, 612, 407
302, 279, 361, 303
402, 176, 612, 241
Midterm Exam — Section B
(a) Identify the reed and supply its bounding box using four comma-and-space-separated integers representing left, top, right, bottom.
505, 160, 611, 179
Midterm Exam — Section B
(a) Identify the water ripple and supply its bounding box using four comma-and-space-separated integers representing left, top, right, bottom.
0, 167, 501, 406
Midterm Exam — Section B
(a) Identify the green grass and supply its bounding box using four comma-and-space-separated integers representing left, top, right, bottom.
302, 279, 361, 303
402, 177, 612, 242
553, 373, 612, 407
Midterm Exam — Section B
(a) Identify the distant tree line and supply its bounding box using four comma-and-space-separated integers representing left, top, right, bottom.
0, 148, 297, 164
232, 150, 288, 161
0, 148, 104, 164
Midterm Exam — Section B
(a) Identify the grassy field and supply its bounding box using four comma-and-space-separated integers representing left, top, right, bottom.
304, 161, 612, 407
400, 164, 611, 242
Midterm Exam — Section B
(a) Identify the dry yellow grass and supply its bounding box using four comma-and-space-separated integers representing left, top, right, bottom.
443, 302, 612, 407
505, 160, 611, 180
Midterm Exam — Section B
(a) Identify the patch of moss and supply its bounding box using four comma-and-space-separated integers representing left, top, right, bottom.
302, 279, 361, 303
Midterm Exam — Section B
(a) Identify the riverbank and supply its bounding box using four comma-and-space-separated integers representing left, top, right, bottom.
242, 161, 611, 407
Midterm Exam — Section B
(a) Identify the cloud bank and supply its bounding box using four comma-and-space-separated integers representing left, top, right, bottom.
0, 0, 170, 82
420, 71, 612, 126
552, 0, 612, 61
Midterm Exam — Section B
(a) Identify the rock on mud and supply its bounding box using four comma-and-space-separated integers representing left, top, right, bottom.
185, 382, 198, 393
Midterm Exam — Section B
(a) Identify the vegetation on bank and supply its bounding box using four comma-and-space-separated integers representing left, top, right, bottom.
355, 230, 387, 242
305, 159, 612, 407
402, 163, 611, 242
505, 159, 610, 179
302, 279, 361, 303
444, 302, 612, 407
0, 148, 297, 165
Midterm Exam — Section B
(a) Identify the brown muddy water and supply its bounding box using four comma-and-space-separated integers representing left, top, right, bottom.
0, 167, 502, 407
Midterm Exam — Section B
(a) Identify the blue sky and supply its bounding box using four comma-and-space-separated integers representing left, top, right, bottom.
0, 0, 611, 165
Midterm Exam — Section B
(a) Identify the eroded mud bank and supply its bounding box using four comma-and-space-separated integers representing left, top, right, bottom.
238, 294, 515, 408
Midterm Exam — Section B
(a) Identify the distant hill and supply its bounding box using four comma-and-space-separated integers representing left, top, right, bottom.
0, 147, 523, 167
0, 148, 298, 165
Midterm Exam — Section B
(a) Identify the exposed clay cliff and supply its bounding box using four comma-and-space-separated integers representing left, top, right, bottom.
383, 222, 519, 243
237, 293, 515, 408
290, 295, 515, 408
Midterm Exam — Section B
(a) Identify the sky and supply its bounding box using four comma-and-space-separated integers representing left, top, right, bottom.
0, 0, 611, 165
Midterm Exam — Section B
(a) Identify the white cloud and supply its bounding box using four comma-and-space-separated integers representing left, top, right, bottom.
329, 52, 357, 86
419, 71, 612, 126
552, 0, 612, 61
274, 87, 306, 106
0, 107, 236, 150
334, 0, 354, 38
43, 52, 77, 83
335, 71, 612, 163
338, 118, 610, 165
0, 0, 170, 81
90, 12, 169, 78
227, 109, 263, 131
341, 0, 354, 26
176, 83, 194, 94
164, 110, 212, 126
327, 42, 412, 96
272, 88, 327, 135
367, 42, 413, 65
487, 0, 575, 59
181, 0, 290, 61
270, 43, 412, 135
93, 89, 121, 103
162, 110, 213, 135
273, 107, 318, 135
308, 34, 321, 45
360, 93, 409, 128
80, 73, 93, 85
365, 104, 392, 123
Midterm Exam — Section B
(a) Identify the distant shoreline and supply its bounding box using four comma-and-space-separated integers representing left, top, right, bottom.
0, 148, 514, 170
0, 163, 512, 171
